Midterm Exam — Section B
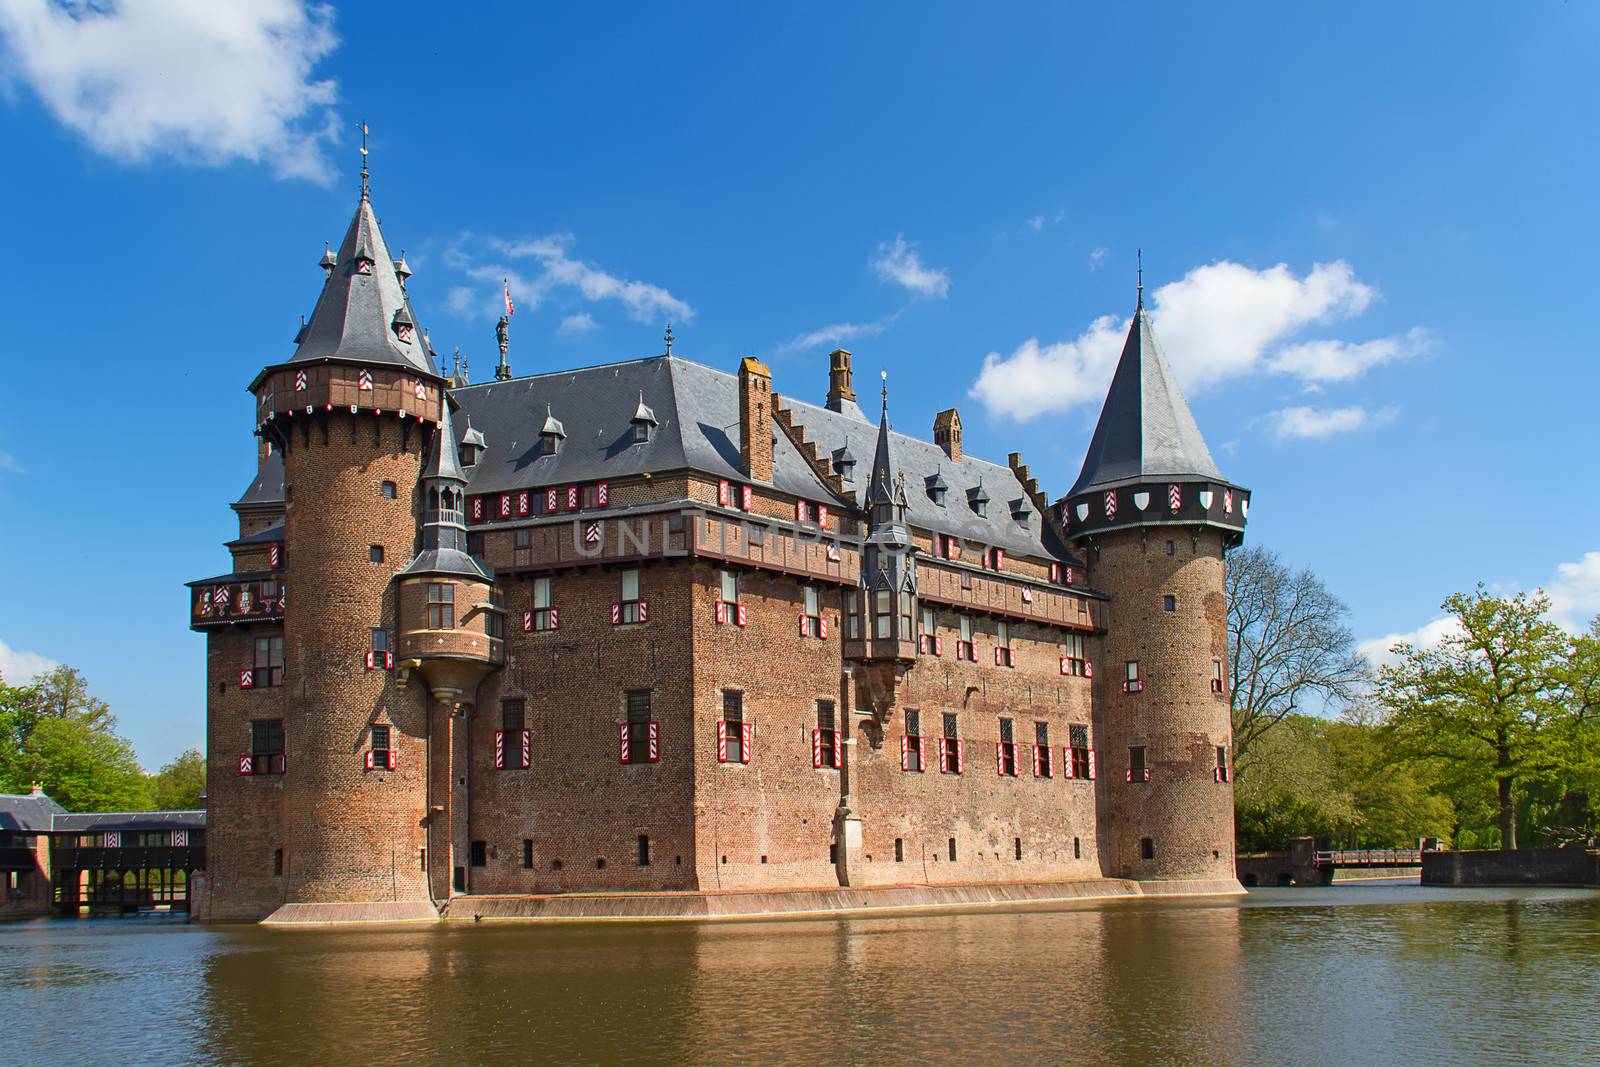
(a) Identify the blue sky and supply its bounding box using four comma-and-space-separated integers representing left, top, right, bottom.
1, 2, 1597, 768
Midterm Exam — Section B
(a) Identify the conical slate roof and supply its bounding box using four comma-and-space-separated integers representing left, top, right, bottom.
864, 391, 902, 509
421, 400, 466, 483
1068, 302, 1224, 496
279, 196, 439, 380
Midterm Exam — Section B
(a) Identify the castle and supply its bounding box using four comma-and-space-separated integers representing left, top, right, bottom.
189, 180, 1249, 923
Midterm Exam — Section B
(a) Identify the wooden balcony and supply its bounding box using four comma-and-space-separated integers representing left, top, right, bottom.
693, 512, 861, 586
917, 564, 1104, 631
190, 575, 284, 631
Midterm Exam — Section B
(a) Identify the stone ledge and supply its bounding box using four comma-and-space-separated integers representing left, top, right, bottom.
261, 900, 440, 926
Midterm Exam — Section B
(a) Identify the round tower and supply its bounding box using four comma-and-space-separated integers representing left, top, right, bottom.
1060, 292, 1249, 887
248, 187, 448, 912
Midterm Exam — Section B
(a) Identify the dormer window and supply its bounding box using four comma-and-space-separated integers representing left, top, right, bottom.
460, 419, 486, 466
354, 242, 375, 275
833, 447, 856, 484
925, 471, 948, 507
391, 307, 414, 344
968, 485, 990, 517
1009, 499, 1031, 527
541, 407, 566, 456
631, 393, 658, 444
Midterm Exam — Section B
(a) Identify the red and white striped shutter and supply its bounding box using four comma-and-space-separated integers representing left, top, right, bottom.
521, 729, 532, 768
364, 650, 377, 670
996, 742, 1005, 775
796, 500, 807, 523
919, 737, 927, 770
718, 480, 730, 506
523, 610, 533, 633
567, 485, 579, 510
385, 651, 394, 670
618, 722, 631, 763
546, 488, 559, 512
472, 497, 484, 521
104, 832, 121, 848
818, 505, 828, 529
495, 730, 505, 769
549, 607, 559, 630
1065, 566, 1074, 584
239, 669, 254, 689
799, 615, 808, 638
994, 647, 1002, 666
812, 729, 824, 768
268, 544, 280, 568
934, 635, 944, 656
1063, 747, 1075, 779
1087, 748, 1097, 780
1084, 660, 1094, 678
611, 602, 622, 625
996, 548, 1005, 570
741, 485, 754, 511
819, 615, 829, 639
1060, 657, 1069, 675
648, 722, 660, 761
741, 722, 753, 763
737, 603, 748, 627
938, 737, 949, 773
387, 749, 399, 771
717, 721, 728, 763
597, 481, 609, 507
500, 493, 512, 518
715, 601, 727, 625
957, 739, 966, 773
832, 732, 843, 769
638, 599, 649, 622
918, 634, 928, 654
172, 830, 187, 847
238, 754, 253, 776
364, 750, 376, 770
1033, 745, 1043, 777
901, 735, 910, 771
518, 491, 530, 516
1050, 562, 1059, 582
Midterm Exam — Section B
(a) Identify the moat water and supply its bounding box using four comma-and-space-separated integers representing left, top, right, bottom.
3, 883, 1597, 1065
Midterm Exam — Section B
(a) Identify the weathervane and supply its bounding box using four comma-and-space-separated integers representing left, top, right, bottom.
663, 322, 674, 355
1136, 247, 1143, 308
881, 369, 888, 408
358, 120, 370, 199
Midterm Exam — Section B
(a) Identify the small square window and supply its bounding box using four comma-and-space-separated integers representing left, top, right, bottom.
1163, 595, 1176, 612
369, 545, 384, 563
1165, 540, 1175, 556
381, 481, 397, 499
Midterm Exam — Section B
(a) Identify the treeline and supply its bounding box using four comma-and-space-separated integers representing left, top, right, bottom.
0, 666, 203, 812
1231, 546, 1600, 852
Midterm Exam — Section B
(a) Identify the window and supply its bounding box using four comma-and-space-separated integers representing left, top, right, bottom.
1124, 660, 1143, 693
988, 546, 1004, 570
638, 835, 651, 867
1163, 594, 1176, 612
530, 577, 556, 631
998, 718, 1018, 776
720, 691, 748, 764
273, 848, 284, 876
958, 616, 975, 661
814, 701, 841, 769
370, 628, 389, 655
801, 585, 822, 638
427, 583, 455, 629
845, 589, 860, 640
500, 699, 528, 769
902, 708, 923, 772
899, 590, 914, 640
1215, 745, 1231, 783
1140, 837, 1155, 861
1068, 724, 1094, 780
1034, 722, 1052, 778
948, 837, 958, 861
369, 544, 385, 563
873, 589, 892, 639
485, 608, 504, 640
249, 719, 285, 775
370, 724, 391, 766
1212, 659, 1225, 694
1061, 633, 1087, 677
1165, 540, 1175, 556
522, 840, 534, 869
622, 689, 657, 763
1014, 837, 1023, 861
995, 620, 1014, 667
1074, 838, 1081, 860
515, 526, 532, 551
617, 568, 645, 624
470, 840, 487, 867
382, 481, 397, 499
894, 838, 904, 862
1129, 745, 1150, 783
253, 636, 284, 687
940, 713, 963, 774
467, 531, 486, 556
720, 569, 738, 608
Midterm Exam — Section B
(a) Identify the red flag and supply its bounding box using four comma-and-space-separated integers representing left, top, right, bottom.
503, 278, 515, 318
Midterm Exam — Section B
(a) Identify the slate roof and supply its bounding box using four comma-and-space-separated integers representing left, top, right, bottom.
1068, 302, 1226, 496
233, 449, 284, 509
249, 195, 439, 390
0, 791, 66, 832
451, 356, 844, 504
52, 810, 206, 833
226, 521, 284, 548
779, 393, 1075, 561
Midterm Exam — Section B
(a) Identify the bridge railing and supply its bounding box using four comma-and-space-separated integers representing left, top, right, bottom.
1314, 848, 1424, 868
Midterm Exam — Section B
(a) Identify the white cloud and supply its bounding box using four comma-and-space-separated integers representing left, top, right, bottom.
1088, 247, 1107, 271
0, 450, 24, 474
0, 637, 56, 684
456, 234, 693, 325
446, 286, 475, 317
1264, 404, 1397, 440
1268, 328, 1431, 383
970, 259, 1419, 421
558, 312, 599, 335
1026, 215, 1045, 231
1546, 552, 1600, 631
872, 236, 949, 298
772, 318, 890, 359
1358, 616, 1461, 669
0, 0, 341, 182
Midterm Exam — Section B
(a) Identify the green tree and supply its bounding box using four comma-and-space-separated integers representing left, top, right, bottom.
1233, 714, 1358, 851
18, 717, 151, 811
150, 748, 206, 810
1226, 545, 1367, 776
1376, 586, 1574, 849
30, 665, 115, 731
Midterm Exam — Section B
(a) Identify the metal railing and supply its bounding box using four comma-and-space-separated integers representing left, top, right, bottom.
1314, 848, 1423, 868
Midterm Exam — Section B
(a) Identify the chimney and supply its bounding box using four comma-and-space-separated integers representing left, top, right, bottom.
827, 348, 856, 409
934, 407, 963, 462
739, 356, 774, 482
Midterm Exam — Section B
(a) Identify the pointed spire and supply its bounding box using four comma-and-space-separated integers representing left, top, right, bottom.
1068, 293, 1224, 497
358, 120, 370, 200
319, 241, 336, 275
866, 371, 907, 515
421, 400, 465, 483
405, 401, 491, 580
1136, 247, 1143, 310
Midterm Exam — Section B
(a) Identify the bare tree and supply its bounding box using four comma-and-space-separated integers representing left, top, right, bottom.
1227, 544, 1366, 776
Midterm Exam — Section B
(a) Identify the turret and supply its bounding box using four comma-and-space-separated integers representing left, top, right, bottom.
1061, 284, 1248, 889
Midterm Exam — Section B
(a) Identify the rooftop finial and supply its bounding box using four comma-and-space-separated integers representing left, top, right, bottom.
664, 322, 674, 355
880, 369, 889, 412
358, 120, 370, 199
1136, 247, 1143, 309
